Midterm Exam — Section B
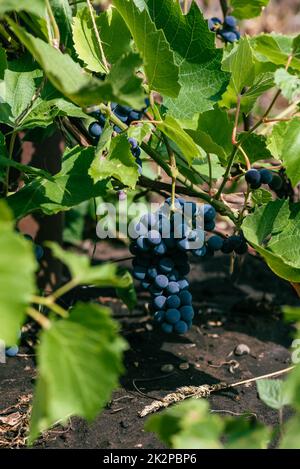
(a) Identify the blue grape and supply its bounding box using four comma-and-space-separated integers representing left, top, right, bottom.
208, 17, 222, 31
140, 213, 157, 229
155, 275, 169, 289
6, 345, 19, 357
166, 308, 181, 324
193, 246, 207, 257
204, 204, 216, 221
161, 322, 173, 334
133, 265, 147, 281
245, 169, 261, 186
269, 174, 283, 190
153, 295, 167, 310
89, 121, 103, 138
259, 169, 273, 184
149, 285, 163, 296
204, 220, 215, 232
207, 235, 224, 251
224, 16, 237, 28
159, 257, 175, 274
166, 295, 181, 309
128, 137, 138, 149
147, 266, 158, 279
169, 270, 179, 281
220, 30, 239, 43
154, 241, 167, 256
147, 230, 161, 246
178, 279, 189, 290
166, 281, 180, 295
180, 305, 194, 321
179, 290, 192, 305
174, 321, 188, 334
154, 310, 165, 323
221, 237, 235, 254
35, 244, 44, 261
177, 238, 190, 251
136, 236, 150, 252
141, 281, 151, 290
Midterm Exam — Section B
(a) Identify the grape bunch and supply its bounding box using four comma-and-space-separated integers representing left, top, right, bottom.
209, 15, 240, 43
245, 168, 283, 191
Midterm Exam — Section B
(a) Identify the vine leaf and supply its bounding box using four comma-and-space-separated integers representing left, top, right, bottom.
0, 202, 37, 345
29, 302, 127, 443
157, 116, 200, 164
0, 46, 7, 79
230, 0, 270, 19
257, 379, 290, 410
254, 34, 300, 71
242, 199, 300, 281
50, 0, 73, 48
145, 0, 229, 119
267, 118, 300, 187
89, 134, 140, 188
7, 20, 144, 108
113, 0, 180, 98
0, 0, 46, 17
7, 146, 110, 219
274, 68, 300, 103
222, 37, 256, 95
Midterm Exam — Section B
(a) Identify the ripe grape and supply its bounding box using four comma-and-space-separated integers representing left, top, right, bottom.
89, 122, 103, 139
6, 345, 19, 357
259, 169, 273, 184
245, 169, 261, 187
161, 322, 173, 334
269, 174, 283, 190
207, 235, 224, 251
165, 308, 181, 324
174, 321, 188, 334
179, 290, 192, 305
180, 305, 195, 321
166, 295, 181, 309
155, 275, 169, 289
166, 281, 180, 295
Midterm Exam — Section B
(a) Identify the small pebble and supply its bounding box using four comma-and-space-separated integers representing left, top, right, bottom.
179, 362, 189, 370
234, 344, 250, 356
161, 364, 174, 373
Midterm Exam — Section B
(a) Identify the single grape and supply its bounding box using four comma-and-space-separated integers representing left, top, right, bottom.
204, 204, 216, 222
133, 265, 147, 281
259, 169, 273, 184
128, 137, 139, 149
147, 266, 158, 280
136, 236, 150, 252
154, 310, 165, 323
221, 237, 235, 254
165, 308, 181, 324
174, 321, 188, 334
161, 322, 173, 334
128, 110, 141, 122
224, 16, 237, 28
234, 241, 248, 255
149, 284, 163, 296
35, 244, 44, 261
159, 257, 175, 274
207, 235, 224, 251
245, 169, 261, 186
154, 241, 167, 256
169, 269, 179, 281
220, 30, 239, 43
141, 281, 151, 290
166, 295, 181, 309
147, 230, 162, 246
204, 220, 216, 232
178, 279, 189, 290
179, 290, 192, 305
153, 295, 167, 310
180, 305, 195, 322
88, 122, 103, 138
269, 174, 283, 190
193, 246, 207, 257
166, 281, 180, 295
6, 345, 19, 357
155, 275, 169, 289
208, 17, 222, 31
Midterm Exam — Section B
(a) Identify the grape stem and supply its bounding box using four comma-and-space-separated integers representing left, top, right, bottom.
26, 307, 51, 329
232, 94, 241, 145
31, 295, 69, 318
45, 0, 60, 49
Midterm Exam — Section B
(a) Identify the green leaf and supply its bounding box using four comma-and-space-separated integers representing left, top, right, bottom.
29, 302, 127, 443
50, 0, 73, 48
282, 305, 300, 322
145, 0, 229, 119
187, 108, 233, 165
157, 116, 200, 164
254, 34, 300, 71
224, 418, 271, 449
274, 68, 300, 103
0, 55, 43, 127
267, 118, 300, 187
280, 417, 300, 449
116, 271, 137, 311
72, 7, 108, 74
145, 399, 224, 449
242, 199, 300, 282
113, 0, 180, 98
257, 379, 290, 410
230, 0, 270, 19
89, 134, 139, 188
48, 242, 133, 288
222, 37, 256, 95
251, 188, 273, 206
7, 146, 110, 219
0, 154, 54, 180
0, 203, 37, 345
0, 0, 46, 17
7, 20, 144, 108
284, 364, 300, 413
237, 133, 272, 164
0, 46, 7, 79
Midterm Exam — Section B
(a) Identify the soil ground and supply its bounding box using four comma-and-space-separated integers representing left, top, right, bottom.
0, 244, 298, 448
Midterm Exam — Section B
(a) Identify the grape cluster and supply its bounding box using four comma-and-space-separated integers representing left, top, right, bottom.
245, 168, 283, 191
209, 16, 240, 43
207, 233, 247, 255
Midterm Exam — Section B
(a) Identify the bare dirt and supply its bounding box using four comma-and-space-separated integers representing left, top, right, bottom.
0, 245, 297, 448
